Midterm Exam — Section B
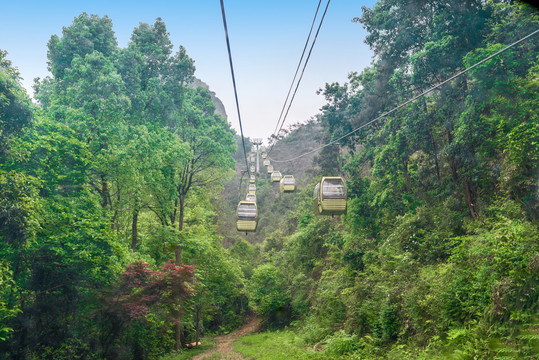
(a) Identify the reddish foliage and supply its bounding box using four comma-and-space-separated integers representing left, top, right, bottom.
111, 260, 196, 320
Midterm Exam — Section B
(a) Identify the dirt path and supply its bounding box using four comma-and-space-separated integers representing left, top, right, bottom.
192, 317, 260, 360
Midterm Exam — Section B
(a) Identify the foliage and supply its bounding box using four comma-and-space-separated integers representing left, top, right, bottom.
1, 12, 242, 359
1, 0, 538, 359
234, 330, 326, 360
246, 264, 290, 326
240, 1, 539, 359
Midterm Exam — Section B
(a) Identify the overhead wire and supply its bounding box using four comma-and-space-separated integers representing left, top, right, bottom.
267, 0, 332, 156
268, 28, 539, 164
219, 0, 251, 175
271, 0, 323, 137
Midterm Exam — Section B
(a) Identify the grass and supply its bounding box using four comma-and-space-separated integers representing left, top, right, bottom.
159, 337, 217, 360
233, 330, 327, 360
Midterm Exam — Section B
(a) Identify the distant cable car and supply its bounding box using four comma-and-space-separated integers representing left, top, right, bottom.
267, 165, 274, 173
262, 152, 267, 159
250, 165, 255, 173
271, 171, 282, 182
280, 175, 295, 193
236, 201, 257, 232
246, 193, 256, 202
248, 184, 256, 193
313, 177, 347, 215
249, 174, 256, 183
264, 159, 270, 166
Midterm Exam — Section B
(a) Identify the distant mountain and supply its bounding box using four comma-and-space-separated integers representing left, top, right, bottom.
190, 78, 228, 119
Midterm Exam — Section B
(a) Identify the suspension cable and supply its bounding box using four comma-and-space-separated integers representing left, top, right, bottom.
271, 0, 323, 137
268, 28, 539, 163
220, 0, 250, 175
268, 0, 332, 156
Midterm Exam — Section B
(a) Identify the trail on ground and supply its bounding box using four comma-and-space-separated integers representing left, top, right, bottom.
192, 317, 260, 360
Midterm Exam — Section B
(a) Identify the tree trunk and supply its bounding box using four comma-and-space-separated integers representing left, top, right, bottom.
175, 194, 185, 266
173, 193, 186, 350
112, 182, 121, 230
131, 198, 139, 252
464, 180, 477, 220
101, 175, 108, 208
174, 308, 182, 351
195, 306, 201, 345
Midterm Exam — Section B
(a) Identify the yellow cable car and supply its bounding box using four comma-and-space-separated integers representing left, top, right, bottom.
248, 184, 256, 193
246, 193, 256, 202
280, 175, 295, 193
250, 165, 255, 173
313, 177, 347, 215
263, 159, 270, 166
271, 171, 282, 182
267, 164, 274, 173
236, 201, 257, 232
262, 152, 267, 159
249, 174, 256, 183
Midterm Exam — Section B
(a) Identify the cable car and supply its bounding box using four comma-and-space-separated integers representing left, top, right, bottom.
236, 201, 257, 232
246, 193, 256, 202
250, 165, 255, 173
313, 177, 347, 215
249, 174, 256, 183
280, 175, 295, 193
248, 184, 256, 193
262, 152, 267, 159
263, 159, 270, 166
267, 165, 274, 173
271, 171, 282, 182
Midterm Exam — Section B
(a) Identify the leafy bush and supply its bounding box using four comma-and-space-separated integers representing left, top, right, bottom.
322, 330, 359, 356
246, 264, 290, 325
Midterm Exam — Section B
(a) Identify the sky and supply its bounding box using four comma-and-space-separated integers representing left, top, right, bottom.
0, 0, 376, 141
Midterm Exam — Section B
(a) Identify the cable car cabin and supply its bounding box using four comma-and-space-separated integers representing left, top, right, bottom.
262, 152, 267, 159
267, 165, 274, 173
246, 193, 256, 202
313, 177, 347, 215
270, 171, 282, 182
263, 159, 270, 166
249, 174, 256, 183
280, 175, 295, 193
250, 165, 255, 173
236, 201, 257, 232
248, 184, 256, 193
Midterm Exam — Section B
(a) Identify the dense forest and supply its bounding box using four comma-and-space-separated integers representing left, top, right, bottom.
1, 0, 538, 359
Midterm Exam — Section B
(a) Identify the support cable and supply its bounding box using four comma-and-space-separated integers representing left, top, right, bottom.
268, 0, 332, 156
220, 0, 251, 175
271, 0, 323, 137
268, 28, 539, 163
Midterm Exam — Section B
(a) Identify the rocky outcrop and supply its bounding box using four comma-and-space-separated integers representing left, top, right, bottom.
190, 78, 228, 119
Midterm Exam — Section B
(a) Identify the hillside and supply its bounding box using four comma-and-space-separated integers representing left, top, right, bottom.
216, 120, 327, 246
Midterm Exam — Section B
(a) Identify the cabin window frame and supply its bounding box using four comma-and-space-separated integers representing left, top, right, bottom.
321, 179, 346, 200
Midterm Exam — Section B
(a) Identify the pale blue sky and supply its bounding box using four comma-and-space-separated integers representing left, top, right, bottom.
0, 0, 375, 139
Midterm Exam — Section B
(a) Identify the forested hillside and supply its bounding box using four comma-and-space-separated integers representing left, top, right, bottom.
0, 14, 249, 359
1, 1, 538, 359
236, 1, 539, 359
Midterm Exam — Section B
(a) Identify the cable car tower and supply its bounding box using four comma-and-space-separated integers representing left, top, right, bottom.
252, 138, 263, 174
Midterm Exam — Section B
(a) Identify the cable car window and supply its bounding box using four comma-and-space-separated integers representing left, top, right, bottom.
284, 176, 295, 185
237, 203, 257, 220
322, 179, 345, 199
